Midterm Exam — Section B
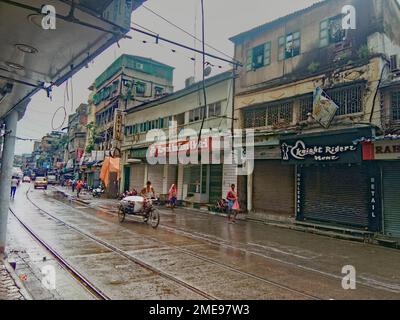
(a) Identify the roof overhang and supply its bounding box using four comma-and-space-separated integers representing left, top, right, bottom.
0, 0, 146, 120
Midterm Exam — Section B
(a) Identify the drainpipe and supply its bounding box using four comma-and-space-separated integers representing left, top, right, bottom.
0, 109, 19, 256
247, 172, 253, 213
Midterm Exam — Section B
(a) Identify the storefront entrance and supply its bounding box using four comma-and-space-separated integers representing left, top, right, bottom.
382, 162, 400, 238
301, 165, 370, 228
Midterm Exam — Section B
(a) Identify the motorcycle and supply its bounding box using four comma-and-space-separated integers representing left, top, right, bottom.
118, 195, 160, 228
92, 187, 104, 198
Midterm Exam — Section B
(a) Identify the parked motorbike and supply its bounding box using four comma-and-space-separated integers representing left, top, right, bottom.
118, 195, 160, 228
92, 187, 104, 198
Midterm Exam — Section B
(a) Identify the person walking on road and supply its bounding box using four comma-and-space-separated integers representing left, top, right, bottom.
71, 179, 76, 193
76, 180, 83, 198
10, 176, 18, 200
168, 184, 177, 210
227, 184, 240, 223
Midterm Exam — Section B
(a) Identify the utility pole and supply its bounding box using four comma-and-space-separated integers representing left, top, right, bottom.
0, 100, 29, 257
0, 110, 18, 256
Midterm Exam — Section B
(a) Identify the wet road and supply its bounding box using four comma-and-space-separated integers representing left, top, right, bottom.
7, 184, 400, 300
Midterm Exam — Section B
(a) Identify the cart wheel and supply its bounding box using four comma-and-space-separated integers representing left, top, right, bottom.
149, 209, 160, 228
118, 206, 126, 223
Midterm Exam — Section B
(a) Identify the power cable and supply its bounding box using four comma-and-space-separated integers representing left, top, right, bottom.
130, 26, 242, 68
141, 4, 235, 61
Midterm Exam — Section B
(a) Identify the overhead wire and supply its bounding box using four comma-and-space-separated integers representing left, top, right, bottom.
141, 4, 235, 61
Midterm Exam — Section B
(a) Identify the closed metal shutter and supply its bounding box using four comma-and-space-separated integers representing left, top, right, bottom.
383, 163, 400, 237
147, 165, 164, 196
253, 160, 295, 216
130, 164, 145, 191
302, 165, 369, 227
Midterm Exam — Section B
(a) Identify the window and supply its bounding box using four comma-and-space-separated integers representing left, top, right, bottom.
299, 96, 314, 121
320, 16, 346, 47
246, 42, 271, 71
279, 32, 301, 60
267, 101, 293, 126
155, 86, 164, 97
135, 62, 144, 70
176, 113, 185, 126
244, 109, 267, 128
189, 107, 206, 123
327, 85, 363, 115
208, 101, 222, 118
135, 82, 146, 96
392, 91, 400, 121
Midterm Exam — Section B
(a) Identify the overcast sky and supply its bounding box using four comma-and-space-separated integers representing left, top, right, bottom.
15, 0, 320, 155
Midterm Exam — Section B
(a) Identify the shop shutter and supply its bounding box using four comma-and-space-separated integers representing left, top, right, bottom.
130, 164, 145, 191
209, 165, 223, 204
383, 163, 400, 237
253, 160, 295, 216
147, 165, 164, 196
302, 165, 369, 228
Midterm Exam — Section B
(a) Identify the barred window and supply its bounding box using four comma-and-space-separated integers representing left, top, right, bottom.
392, 91, 400, 121
299, 96, 313, 121
327, 85, 363, 115
267, 101, 293, 126
244, 109, 267, 128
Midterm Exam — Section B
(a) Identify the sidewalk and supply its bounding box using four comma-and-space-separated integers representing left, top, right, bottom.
0, 258, 29, 300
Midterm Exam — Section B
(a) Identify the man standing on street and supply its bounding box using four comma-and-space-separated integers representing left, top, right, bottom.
10, 176, 18, 200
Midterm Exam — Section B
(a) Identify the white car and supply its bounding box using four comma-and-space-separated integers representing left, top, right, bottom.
22, 176, 31, 183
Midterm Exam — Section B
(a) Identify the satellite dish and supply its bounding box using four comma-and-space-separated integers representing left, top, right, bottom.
204, 66, 212, 77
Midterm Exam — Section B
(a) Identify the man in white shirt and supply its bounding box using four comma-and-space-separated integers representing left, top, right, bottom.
10, 176, 18, 199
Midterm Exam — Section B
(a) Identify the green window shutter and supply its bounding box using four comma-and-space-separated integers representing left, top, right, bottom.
264, 42, 271, 66
320, 20, 329, 47
278, 36, 285, 61
246, 48, 253, 71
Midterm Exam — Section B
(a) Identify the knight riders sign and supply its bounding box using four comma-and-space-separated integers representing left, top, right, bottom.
280, 128, 372, 164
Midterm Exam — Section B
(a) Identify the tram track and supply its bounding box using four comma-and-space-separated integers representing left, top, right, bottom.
8, 207, 110, 300
50, 188, 400, 298
18, 188, 217, 300
35, 188, 323, 300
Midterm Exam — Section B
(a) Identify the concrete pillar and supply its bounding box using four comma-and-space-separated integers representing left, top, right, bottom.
0, 110, 18, 255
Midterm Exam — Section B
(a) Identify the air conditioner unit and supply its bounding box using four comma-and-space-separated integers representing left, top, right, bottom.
390, 55, 399, 72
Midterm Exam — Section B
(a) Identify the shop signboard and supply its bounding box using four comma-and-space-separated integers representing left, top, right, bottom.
312, 87, 339, 129
362, 139, 400, 160
281, 128, 372, 164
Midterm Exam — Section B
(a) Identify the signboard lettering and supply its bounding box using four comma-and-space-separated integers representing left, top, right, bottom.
282, 140, 357, 162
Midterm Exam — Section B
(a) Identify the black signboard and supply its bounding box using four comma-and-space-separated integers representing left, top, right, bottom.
281, 128, 373, 165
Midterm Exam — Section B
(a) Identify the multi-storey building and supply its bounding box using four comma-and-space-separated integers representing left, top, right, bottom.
230, 0, 400, 232
121, 71, 236, 207
93, 54, 174, 154
64, 103, 89, 178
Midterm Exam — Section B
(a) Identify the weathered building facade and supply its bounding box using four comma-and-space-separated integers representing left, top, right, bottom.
230, 0, 400, 231
121, 72, 236, 207
362, 71, 400, 237
93, 54, 174, 154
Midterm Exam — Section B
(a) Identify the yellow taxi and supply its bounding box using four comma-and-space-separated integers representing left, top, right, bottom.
34, 177, 48, 190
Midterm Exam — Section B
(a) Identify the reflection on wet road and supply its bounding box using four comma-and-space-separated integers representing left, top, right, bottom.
7, 184, 400, 300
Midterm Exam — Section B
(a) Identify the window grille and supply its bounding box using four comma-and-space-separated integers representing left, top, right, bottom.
392, 91, 400, 121
327, 85, 363, 115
